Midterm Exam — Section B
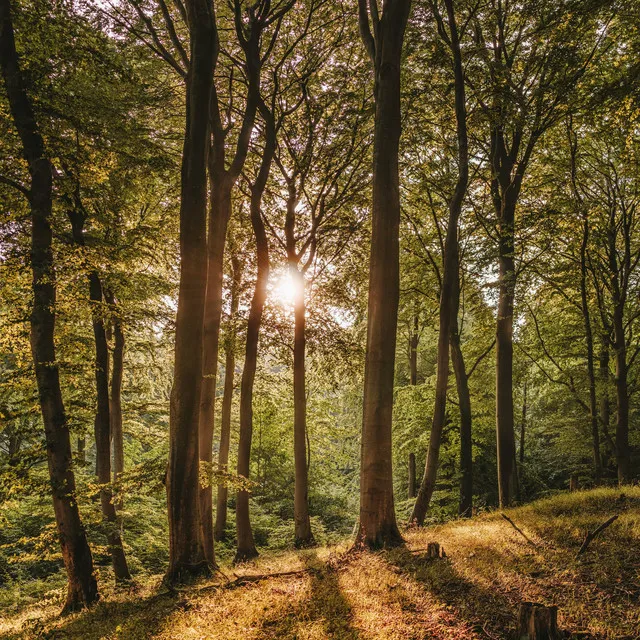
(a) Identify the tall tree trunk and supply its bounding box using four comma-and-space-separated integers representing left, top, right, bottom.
451, 330, 472, 517
89, 274, 130, 582
355, 0, 411, 549
409, 312, 418, 385
235, 106, 276, 563
105, 291, 125, 494
410, 0, 468, 526
519, 380, 526, 465
292, 270, 313, 546
166, 0, 216, 584
408, 452, 416, 498
198, 175, 232, 564
612, 310, 630, 484
599, 338, 612, 468
214, 253, 240, 542
0, 0, 98, 612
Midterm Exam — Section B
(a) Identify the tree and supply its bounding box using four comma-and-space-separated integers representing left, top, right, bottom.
0, 0, 98, 612
355, 0, 412, 549
166, 0, 216, 583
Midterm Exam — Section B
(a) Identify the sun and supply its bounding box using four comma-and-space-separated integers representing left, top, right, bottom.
271, 271, 304, 307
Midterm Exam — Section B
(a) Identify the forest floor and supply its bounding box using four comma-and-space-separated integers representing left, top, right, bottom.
1, 487, 639, 640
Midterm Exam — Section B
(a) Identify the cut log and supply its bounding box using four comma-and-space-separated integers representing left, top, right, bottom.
517, 602, 559, 639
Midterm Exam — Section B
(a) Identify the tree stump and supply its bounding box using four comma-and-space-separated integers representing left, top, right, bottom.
569, 474, 579, 492
426, 542, 446, 558
517, 602, 559, 639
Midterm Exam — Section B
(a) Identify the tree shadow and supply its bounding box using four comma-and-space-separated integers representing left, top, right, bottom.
3, 585, 184, 640
256, 551, 360, 639
384, 547, 517, 638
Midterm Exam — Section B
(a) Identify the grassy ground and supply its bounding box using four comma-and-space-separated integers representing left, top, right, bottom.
1, 487, 639, 639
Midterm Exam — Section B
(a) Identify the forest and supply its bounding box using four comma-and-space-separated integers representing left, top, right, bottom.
1, 0, 639, 638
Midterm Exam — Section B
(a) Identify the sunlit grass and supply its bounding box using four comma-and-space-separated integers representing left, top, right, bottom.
1, 487, 638, 639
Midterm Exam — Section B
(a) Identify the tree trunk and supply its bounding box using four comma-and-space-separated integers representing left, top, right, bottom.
519, 381, 526, 465
198, 174, 232, 564
105, 291, 125, 495
408, 453, 416, 499
410, 0, 468, 526
214, 254, 240, 542
292, 270, 314, 546
89, 273, 130, 583
409, 312, 418, 385
613, 310, 630, 484
235, 105, 276, 563
166, 0, 216, 584
599, 338, 612, 468
355, 0, 411, 549
451, 333, 472, 518
0, 0, 98, 612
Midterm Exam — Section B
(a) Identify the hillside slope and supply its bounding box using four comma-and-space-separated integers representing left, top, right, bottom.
1, 487, 639, 639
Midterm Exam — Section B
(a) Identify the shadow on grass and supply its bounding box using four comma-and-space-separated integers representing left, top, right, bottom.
2, 583, 182, 640
256, 551, 360, 640
385, 547, 516, 638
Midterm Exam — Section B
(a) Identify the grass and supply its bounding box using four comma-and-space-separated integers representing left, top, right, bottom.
1, 487, 639, 639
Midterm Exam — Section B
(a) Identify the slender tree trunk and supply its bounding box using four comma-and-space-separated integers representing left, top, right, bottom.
599, 338, 612, 468
166, 0, 216, 583
355, 0, 411, 549
411, 0, 468, 526
198, 174, 232, 564
613, 310, 631, 484
409, 312, 418, 385
105, 291, 125, 494
292, 271, 313, 546
235, 106, 276, 563
214, 254, 240, 542
0, 0, 98, 612
519, 380, 526, 465
451, 334, 472, 518
408, 453, 416, 498
89, 274, 130, 582
495, 195, 517, 507
77, 437, 86, 465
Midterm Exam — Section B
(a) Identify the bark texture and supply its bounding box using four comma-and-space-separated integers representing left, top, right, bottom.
355, 0, 411, 549
0, 0, 98, 612
166, 0, 216, 583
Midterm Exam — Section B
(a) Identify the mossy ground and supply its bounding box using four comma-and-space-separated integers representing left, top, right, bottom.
1, 487, 639, 639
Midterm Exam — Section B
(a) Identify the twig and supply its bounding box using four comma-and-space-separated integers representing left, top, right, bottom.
576, 515, 619, 557
501, 513, 536, 546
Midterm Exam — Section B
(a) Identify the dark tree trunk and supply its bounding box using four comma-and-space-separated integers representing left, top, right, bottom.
411, 0, 468, 526
214, 254, 240, 542
235, 105, 276, 563
0, 0, 98, 612
66, 211, 130, 583
292, 271, 314, 546
166, 0, 216, 584
89, 275, 130, 582
613, 310, 630, 484
599, 338, 612, 467
105, 291, 125, 492
355, 0, 411, 549
409, 312, 418, 385
519, 380, 526, 465
451, 333, 472, 518
198, 175, 232, 564
408, 453, 416, 499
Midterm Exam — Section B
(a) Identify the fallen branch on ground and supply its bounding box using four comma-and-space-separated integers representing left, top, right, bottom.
501, 513, 536, 546
577, 515, 619, 557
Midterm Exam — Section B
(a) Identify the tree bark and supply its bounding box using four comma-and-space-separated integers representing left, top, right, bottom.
166, 0, 216, 584
411, 0, 468, 526
408, 453, 416, 499
235, 104, 276, 563
599, 338, 612, 467
214, 253, 240, 542
292, 270, 314, 546
89, 274, 130, 582
355, 0, 411, 549
0, 0, 98, 612
409, 312, 419, 385
519, 380, 526, 465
